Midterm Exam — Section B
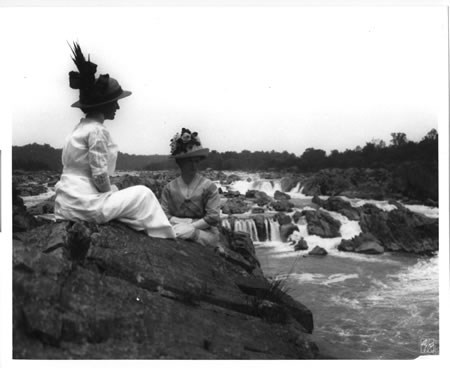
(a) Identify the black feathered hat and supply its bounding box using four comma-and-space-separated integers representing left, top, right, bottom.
68, 42, 131, 108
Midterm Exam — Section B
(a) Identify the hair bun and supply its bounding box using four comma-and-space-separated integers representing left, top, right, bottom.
69, 71, 81, 90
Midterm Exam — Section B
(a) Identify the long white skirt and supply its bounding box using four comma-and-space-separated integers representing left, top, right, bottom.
55, 174, 175, 239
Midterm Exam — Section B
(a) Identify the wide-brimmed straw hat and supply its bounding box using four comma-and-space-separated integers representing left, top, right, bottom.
68, 42, 132, 108
170, 128, 209, 160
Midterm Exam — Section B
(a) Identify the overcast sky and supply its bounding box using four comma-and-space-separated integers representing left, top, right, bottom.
3, 6, 447, 155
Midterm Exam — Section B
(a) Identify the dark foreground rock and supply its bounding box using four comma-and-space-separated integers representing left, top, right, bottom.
13, 221, 318, 359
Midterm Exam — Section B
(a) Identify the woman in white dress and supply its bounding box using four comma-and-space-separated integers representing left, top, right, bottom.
161, 128, 223, 249
54, 43, 175, 239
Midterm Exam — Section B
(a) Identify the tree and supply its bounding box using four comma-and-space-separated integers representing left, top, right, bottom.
371, 139, 386, 149
422, 128, 438, 142
390, 132, 408, 146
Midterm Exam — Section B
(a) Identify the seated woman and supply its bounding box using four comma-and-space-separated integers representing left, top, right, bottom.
54, 43, 175, 239
161, 128, 222, 249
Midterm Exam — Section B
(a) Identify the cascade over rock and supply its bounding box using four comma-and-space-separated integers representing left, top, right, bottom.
280, 177, 300, 192
316, 196, 438, 254
312, 196, 360, 221
280, 223, 299, 243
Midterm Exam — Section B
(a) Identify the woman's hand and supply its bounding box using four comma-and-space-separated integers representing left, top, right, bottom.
192, 218, 210, 230
170, 216, 193, 225
173, 223, 197, 240
93, 173, 112, 193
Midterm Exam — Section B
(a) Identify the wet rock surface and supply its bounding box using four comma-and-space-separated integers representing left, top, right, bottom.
13, 221, 317, 359
308, 246, 328, 256
301, 210, 341, 238
338, 233, 384, 254
317, 196, 438, 255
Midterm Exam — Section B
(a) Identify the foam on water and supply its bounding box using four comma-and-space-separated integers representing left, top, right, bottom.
339, 196, 398, 211
404, 204, 439, 218
259, 209, 364, 259
277, 272, 359, 287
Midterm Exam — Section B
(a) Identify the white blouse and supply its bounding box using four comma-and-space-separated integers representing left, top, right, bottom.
61, 117, 118, 178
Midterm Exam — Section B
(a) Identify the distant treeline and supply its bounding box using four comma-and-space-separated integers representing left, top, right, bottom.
147, 129, 438, 172
12, 143, 170, 172
13, 129, 437, 174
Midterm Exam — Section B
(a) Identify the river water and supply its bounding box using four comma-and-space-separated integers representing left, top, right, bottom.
256, 243, 438, 359
221, 172, 439, 359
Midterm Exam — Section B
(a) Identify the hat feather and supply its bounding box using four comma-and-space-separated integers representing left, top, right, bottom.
68, 42, 97, 91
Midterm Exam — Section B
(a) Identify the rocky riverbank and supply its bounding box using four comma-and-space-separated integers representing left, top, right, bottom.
13, 166, 438, 206
15, 170, 439, 257
13, 218, 318, 359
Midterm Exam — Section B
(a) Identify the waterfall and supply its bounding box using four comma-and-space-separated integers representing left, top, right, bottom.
266, 218, 281, 242
249, 220, 260, 242
221, 218, 260, 242
290, 182, 299, 193
294, 216, 309, 237
220, 217, 282, 242
222, 219, 232, 231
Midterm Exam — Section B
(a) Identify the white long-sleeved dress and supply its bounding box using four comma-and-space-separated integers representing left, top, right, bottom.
54, 117, 175, 239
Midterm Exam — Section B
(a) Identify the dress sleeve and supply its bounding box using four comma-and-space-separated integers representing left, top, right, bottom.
88, 126, 109, 177
202, 182, 221, 226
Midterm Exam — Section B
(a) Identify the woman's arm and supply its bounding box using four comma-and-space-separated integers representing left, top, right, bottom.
200, 182, 221, 227
192, 218, 210, 230
88, 127, 112, 193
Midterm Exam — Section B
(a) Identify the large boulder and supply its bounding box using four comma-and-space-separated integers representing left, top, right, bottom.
13, 222, 317, 359
358, 204, 438, 254
312, 196, 360, 221
292, 211, 303, 224
226, 174, 241, 184
271, 200, 295, 212
294, 238, 309, 251
221, 198, 251, 215
308, 246, 327, 256
338, 233, 384, 254
302, 210, 341, 238
253, 191, 272, 206
274, 191, 291, 201
275, 213, 292, 226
